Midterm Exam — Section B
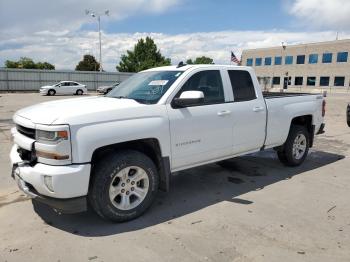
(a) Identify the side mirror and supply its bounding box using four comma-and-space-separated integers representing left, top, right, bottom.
172, 91, 204, 108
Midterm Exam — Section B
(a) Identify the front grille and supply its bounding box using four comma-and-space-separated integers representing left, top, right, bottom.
16, 124, 35, 139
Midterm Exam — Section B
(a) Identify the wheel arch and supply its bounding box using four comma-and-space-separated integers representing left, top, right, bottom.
290, 114, 314, 147
90, 138, 170, 192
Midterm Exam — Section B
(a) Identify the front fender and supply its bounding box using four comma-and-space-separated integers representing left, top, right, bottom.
70, 116, 171, 163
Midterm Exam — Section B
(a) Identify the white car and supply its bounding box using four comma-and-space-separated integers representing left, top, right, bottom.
11, 64, 325, 222
97, 82, 120, 94
39, 81, 87, 96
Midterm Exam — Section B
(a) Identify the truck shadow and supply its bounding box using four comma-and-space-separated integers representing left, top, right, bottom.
32, 149, 344, 237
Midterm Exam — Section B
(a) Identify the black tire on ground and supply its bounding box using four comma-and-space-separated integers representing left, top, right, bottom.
277, 125, 310, 167
106, 88, 112, 94
48, 89, 56, 96
89, 150, 159, 222
76, 89, 83, 95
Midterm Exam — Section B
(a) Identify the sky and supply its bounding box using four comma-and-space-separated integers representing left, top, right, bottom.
0, 0, 350, 71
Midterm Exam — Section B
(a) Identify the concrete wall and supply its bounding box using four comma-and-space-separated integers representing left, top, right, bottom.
0, 68, 134, 91
241, 39, 350, 91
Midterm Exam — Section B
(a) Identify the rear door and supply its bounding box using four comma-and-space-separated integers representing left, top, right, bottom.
225, 69, 266, 154
167, 69, 233, 170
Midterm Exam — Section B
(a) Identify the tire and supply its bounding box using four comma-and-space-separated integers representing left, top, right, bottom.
89, 150, 159, 222
76, 89, 83, 95
48, 89, 56, 96
277, 125, 309, 166
106, 88, 112, 94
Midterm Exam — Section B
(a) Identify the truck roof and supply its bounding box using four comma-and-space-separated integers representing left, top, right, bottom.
143, 64, 252, 72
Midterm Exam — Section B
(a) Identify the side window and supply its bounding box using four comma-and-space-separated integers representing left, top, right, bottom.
73, 82, 79, 86
228, 70, 257, 102
178, 70, 225, 104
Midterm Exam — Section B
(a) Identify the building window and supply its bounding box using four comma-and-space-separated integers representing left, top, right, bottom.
246, 58, 253, 66
296, 55, 305, 64
272, 77, 280, 85
255, 58, 262, 66
308, 54, 318, 64
264, 57, 272, 66
295, 77, 303, 85
334, 76, 345, 86
274, 56, 282, 65
322, 53, 332, 63
320, 77, 330, 86
307, 77, 316, 86
285, 56, 293, 65
337, 52, 348, 62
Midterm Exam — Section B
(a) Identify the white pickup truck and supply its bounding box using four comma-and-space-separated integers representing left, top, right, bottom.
10, 64, 326, 222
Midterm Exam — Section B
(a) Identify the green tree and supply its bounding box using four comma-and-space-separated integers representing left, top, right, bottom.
117, 37, 171, 72
75, 54, 100, 71
4, 57, 55, 70
36, 62, 55, 70
5, 60, 19, 68
186, 56, 214, 64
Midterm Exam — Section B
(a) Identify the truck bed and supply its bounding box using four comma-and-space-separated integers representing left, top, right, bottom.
263, 91, 316, 99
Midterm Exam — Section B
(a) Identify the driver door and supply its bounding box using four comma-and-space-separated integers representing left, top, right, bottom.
166, 69, 233, 171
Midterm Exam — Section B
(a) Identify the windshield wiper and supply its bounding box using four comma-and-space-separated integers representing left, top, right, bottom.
114, 96, 128, 99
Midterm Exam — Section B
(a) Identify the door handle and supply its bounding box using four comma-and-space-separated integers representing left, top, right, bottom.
253, 106, 264, 112
217, 110, 231, 116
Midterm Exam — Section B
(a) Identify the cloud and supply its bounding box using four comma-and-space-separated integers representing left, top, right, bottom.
0, 0, 181, 37
288, 0, 350, 30
1, 30, 349, 71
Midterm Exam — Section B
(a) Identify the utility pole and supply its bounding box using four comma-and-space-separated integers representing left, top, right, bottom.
85, 9, 109, 72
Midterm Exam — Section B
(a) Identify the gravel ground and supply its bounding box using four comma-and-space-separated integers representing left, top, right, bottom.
0, 92, 349, 262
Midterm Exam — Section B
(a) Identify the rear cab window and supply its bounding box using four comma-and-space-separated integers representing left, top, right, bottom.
227, 70, 257, 102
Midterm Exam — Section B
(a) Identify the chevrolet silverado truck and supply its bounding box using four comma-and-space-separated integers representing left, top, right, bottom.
10, 64, 326, 222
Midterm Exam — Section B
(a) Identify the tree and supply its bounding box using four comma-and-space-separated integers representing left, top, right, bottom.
4, 57, 55, 70
5, 60, 19, 68
36, 62, 55, 70
75, 54, 100, 71
186, 56, 214, 64
117, 37, 171, 72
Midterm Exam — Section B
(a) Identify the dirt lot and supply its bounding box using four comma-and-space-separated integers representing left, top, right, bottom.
0, 92, 349, 262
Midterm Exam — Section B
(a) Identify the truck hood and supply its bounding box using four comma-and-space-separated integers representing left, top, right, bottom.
15, 96, 144, 125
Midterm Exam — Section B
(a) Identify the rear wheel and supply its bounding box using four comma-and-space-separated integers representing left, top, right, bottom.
89, 150, 159, 222
48, 89, 56, 96
277, 125, 309, 166
76, 89, 83, 95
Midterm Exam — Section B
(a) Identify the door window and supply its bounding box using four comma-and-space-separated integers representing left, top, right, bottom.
228, 70, 256, 102
176, 70, 225, 104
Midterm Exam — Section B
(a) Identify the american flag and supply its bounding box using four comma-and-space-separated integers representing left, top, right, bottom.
231, 51, 241, 64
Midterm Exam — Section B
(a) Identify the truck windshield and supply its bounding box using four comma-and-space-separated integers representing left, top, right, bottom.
107, 71, 183, 104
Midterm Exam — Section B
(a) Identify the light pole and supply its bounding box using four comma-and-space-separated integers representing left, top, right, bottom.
85, 9, 109, 72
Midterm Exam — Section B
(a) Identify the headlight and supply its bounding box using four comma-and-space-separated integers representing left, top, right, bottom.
34, 126, 71, 165
36, 130, 68, 144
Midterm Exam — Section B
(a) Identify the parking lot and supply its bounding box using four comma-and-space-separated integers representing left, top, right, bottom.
0, 92, 349, 262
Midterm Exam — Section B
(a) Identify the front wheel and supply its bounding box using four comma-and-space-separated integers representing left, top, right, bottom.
48, 89, 56, 96
277, 125, 309, 166
89, 150, 159, 222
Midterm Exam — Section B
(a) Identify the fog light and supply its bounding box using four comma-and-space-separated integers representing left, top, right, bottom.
44, 175, 54, 192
